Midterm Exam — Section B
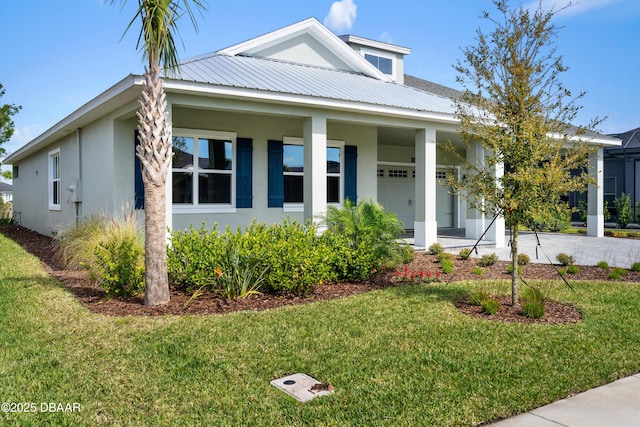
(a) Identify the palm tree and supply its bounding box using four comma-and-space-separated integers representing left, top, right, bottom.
111, 0, 207, 305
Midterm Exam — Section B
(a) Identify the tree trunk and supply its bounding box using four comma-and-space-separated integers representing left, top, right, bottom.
137, 65, 171, 306
511, 220, 519, 307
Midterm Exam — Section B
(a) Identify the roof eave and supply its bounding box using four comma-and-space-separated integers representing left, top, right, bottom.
5, 75, 143, 164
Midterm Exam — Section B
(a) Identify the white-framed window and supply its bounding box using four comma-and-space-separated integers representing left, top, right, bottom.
172, 129, 236, 213
282, 137, 344, 211
48, 148, 61, 211
362, 48, 395, 78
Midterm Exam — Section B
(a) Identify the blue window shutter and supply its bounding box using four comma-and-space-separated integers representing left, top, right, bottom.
134, 131, 144, 209
236, 138, 253, 208
268, 140, 284, 207
345, 145, 357, 203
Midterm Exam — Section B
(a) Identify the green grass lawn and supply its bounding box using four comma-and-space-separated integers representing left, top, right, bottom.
2, 234, 640, 426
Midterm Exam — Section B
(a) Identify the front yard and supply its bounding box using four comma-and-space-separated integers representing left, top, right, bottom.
1, 231, 640, 426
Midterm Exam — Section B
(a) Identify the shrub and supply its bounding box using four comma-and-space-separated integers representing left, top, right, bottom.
428, 242, 444, 255
558, 269, 566, 276
459, 248, 472, 260
440, 259, 454, 274
168, 220, 333, 295
597, 261, 609, 269
522, 301, 545, 319
481, 298, 500, 315
53, 210, 144, 291
614, 193, 632, 228
323, 199, 412, 269
567, 265, 580, 274
469, 289, 489, 306
478, 253, 498, 267
632, 262, 640, 273
472, 267, 483, 276
517, 253, 530, 266
556, 253, 575, 266
94, 234, 145, 297
0, 200, 14, 225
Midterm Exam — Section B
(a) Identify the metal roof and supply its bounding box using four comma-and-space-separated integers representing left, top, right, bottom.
169, 54, 457, 115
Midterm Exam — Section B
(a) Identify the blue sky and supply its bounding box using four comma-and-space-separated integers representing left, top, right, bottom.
2, 0, 639, 180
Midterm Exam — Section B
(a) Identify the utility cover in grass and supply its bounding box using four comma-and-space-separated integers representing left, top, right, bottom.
270, 373, 335, 402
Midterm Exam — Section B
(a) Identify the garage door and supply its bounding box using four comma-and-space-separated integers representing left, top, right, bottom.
377, 167, 454, 229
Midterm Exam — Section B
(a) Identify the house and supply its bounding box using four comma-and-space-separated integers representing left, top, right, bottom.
602, 127, 640, 221
0, 182, 12, 203
4, 18, 617, 246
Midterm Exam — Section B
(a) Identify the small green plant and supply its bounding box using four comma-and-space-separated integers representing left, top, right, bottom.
459, 248, 472, 260
469, 289, 490, 306
608, 267, 628, 280
517, 253, 530, 266
213, 247, 269, 299
436, 251, 453, 262
614, 193, 632, 228
558, 269, 566, 276
556, 253, 575, 266
522, 301, 545, 319
521, 287, 543, 305
632, 262, 640, 273
567, 265, 580, 274
481, 298, 500, 315
597, 261, 609, 269
472, 267, 483, 276
440, 259, 454, 274
429, 242, 444, 255
478, 253, 499, 267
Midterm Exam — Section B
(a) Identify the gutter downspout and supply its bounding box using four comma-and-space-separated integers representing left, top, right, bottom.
75, 128, 83, 226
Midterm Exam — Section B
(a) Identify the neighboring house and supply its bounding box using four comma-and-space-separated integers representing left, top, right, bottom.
4, 18, 617, 247
603, 127, 640, 220
0, 182, 12, 203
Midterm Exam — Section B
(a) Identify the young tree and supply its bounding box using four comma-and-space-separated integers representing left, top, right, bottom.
448, 0, 600, 306
111, 0, 207, 306
0, 83, 22, 180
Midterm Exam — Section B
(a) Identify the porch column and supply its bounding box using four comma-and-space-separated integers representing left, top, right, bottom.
304, 114, 327, 225
587, 146, 604, 237
165, 104, 173, 238
486, 161, 506, 248
465, 141, 485, 240
414, 127, 437, 248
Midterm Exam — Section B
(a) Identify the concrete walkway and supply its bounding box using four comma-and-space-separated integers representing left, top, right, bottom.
488, 374, 640, 426
434, 231, 640, 269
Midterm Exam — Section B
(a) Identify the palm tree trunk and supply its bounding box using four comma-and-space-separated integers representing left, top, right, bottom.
137, 65, 171, 306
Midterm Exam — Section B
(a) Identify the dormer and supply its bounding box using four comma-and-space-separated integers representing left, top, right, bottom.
339, 35, 411, 84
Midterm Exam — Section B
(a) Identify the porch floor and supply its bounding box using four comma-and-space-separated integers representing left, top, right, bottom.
401, 228, 497, 251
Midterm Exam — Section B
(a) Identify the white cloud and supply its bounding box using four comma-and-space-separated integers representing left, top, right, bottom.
525, 0, 623, 17
324, 0, 357, 33
379, 31, 393, 43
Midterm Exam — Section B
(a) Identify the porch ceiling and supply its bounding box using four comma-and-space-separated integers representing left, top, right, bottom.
377, 127, 464, 149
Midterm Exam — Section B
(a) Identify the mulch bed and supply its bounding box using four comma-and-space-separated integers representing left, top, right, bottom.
2, 224, 638, 323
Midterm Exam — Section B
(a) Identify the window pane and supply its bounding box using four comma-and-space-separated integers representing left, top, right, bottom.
51, 155, 60, 179
199, 173, 231, 204
173, 137, 194, 168
199, 139, 232, 170
172, 172, 193, 204
604, 177, 616, 194
378, 57, 393, 74
283, 145, 304, 172
284, 175, 303, 203
327, 176, 340, 203
52, 181, 60, 205
327, 147, 340, 173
